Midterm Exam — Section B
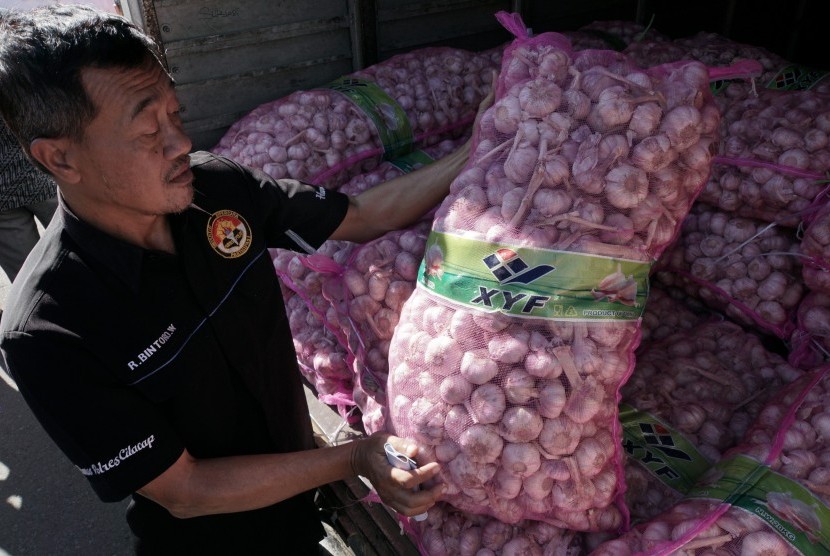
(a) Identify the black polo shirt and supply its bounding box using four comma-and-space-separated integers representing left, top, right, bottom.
0, 152, 349, 552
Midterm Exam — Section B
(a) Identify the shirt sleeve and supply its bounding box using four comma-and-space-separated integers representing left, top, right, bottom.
190, 153, 350, 253
1, 330, 184, 502
264, 176, 351, 254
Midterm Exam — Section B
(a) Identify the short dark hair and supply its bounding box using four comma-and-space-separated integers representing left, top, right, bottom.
0, 4, 164, 160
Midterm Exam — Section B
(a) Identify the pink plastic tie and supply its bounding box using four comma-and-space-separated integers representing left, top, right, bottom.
707, 59, 764, 81
494, 11, 529, 40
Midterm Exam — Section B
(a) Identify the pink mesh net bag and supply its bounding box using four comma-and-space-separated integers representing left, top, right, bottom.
638, 282, 710, 344
283, 290, 356, 421
385, 11, 719, 531
411, 501, 584, 555
789, 290, 830, 371
621, 320, 802, 525
591, 365, 830, 556
654, 202, 805, 339
273, 139, 468, 434
211, 47, 500, 188
698, 88, 830, 227
800, 190, 830, 295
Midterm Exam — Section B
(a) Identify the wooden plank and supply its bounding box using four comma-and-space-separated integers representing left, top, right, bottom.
152, 0, 347, 42
305, 385, 363, 446
165, 27, 352, 84
317, 483, 373, 556
343, 478, 420, 556
124, 0, 358, 152
175, 56, 353, 149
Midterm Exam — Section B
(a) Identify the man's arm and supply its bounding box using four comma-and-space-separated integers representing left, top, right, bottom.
330, 81, 495, 244
137, 433, 443, 519
328, 141, 470, 243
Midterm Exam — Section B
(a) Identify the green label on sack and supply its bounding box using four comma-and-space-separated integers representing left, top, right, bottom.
687, 454, 830, 555
766, 65, 830, 91
417, 231, 650, 321
709, 79, 743, 96
324, 78, 413, 160
388, 150, 434, 173
619, 404, 713, 495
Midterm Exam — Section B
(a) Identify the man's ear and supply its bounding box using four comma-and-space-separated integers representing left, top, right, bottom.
29, 137, 81, 184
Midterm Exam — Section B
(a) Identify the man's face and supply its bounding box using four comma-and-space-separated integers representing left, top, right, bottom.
71, 62, 194, 217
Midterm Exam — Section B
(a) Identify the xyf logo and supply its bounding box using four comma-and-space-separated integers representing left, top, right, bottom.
639, 423, 692, 461
482, 248, 554, 285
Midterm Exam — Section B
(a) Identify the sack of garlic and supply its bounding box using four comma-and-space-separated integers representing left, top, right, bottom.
213, 46, 500, 188
799, 191, 830, 298
274, 139, 469, 435
591, 364, 830, 556
621, 319, 802, 524
789, 290, 830, 371
697, 88, 830, 227
655, 202, 805, 340
385, 10, 719, 530
638, 282, 712, 344
411, 501, 584, 555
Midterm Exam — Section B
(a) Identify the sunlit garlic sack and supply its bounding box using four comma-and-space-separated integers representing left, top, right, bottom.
590, 365, 830, 556
385, 11, 720, 531
282, 291, 356, 422
212, 46, 500, 189
274, 138, 468, 435
325, 138, 469, 398
411, 501, 584, 556
620, 320, 802, 525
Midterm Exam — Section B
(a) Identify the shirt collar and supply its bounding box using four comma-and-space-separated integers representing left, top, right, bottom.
58, 193, 159, 294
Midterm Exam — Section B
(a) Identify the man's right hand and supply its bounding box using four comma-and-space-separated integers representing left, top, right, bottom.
350, 433, 445, 518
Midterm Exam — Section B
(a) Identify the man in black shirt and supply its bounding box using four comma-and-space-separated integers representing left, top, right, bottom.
0, 5, 483, 553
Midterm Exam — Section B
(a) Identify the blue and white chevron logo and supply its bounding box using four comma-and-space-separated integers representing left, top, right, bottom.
482, 248, 554, 285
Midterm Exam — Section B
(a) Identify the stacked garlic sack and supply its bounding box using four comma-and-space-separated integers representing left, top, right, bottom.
800, 194, 830, 296
591, 366, 830, 556
700, 88, 830, 226
621, 320, 802, 524
415, 501, 584, 555
386, 11, 719, 531
213, 47, 500, 188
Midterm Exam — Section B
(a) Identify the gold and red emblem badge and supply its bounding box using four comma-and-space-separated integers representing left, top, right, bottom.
206, 210, 252, 258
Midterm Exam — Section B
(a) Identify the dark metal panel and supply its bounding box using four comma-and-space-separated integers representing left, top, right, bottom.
523, 0, 637, 33
349, 0, 379, 70
376, 0, 512, 58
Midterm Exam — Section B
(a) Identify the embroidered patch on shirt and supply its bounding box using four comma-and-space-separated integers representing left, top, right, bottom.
206, 209, 252, 258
